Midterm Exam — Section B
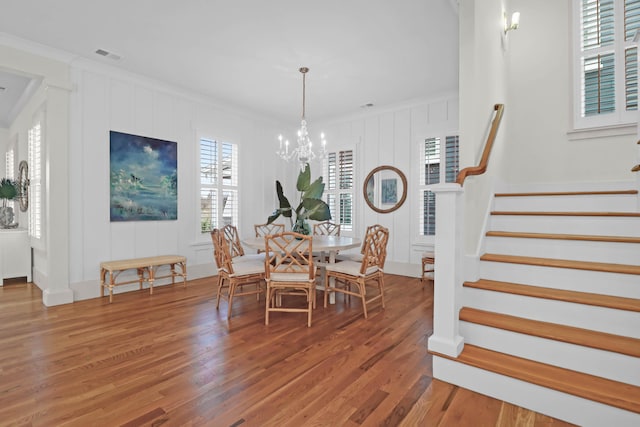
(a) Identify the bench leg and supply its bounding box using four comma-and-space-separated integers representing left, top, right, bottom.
100, 268, 106, 298
148, 267, 154, 295
109, 272, 115, 303
137, 268, 145, 290
181, 262, 187, 288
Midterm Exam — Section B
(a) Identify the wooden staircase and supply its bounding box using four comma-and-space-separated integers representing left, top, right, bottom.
435, 188, 640, 426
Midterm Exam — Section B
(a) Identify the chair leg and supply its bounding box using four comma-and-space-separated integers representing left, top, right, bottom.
307, 290, 313, 327
358, 281, 368, 319
215, 275, 224, 309
378, 275, 386, 309
227, 283, 236, 319
265, 285, 271, 325
323, 273, 330, 308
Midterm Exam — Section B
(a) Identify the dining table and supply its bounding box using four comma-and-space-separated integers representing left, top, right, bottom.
242, 234, 361, 304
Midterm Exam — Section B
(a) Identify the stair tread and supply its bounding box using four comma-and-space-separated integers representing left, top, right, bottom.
491, 211, 640, 217
486, 230, 640, 244
481, 253, 640, 275
434, 344, 640, 414
459, 307, 640, 357
494, 190, 638, 197
464, 279, 640, 312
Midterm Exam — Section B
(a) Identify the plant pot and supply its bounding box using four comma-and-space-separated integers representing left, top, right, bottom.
292, 218, 311, 236
0, 206, 16, 228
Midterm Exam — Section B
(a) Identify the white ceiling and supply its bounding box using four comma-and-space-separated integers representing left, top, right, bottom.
0, 0, 459, 125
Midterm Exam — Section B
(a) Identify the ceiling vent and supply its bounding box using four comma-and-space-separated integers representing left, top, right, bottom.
95, 49, 121, 61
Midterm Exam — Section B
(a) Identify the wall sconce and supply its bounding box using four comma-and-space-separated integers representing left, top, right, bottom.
504, 11, 520, 34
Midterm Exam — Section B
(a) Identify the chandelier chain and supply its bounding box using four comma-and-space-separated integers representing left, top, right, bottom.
276, 66, 327, 168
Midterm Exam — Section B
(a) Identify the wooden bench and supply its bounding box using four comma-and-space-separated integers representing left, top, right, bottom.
99, 255, 187, 303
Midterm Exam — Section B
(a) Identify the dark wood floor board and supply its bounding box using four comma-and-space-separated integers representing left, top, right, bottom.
0, 275, 576, 426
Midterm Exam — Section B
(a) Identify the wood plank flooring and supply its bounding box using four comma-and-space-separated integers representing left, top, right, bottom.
0, 275, 575, 426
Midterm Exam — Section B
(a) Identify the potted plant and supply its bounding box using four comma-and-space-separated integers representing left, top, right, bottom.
0, 178, 18, 228
267, 163, 331, 234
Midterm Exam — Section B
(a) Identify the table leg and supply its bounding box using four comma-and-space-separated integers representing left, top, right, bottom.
329, 250, 336, 305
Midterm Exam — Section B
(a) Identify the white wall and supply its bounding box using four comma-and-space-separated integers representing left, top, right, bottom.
504, 0, 636, 185
68, 60, 282, 300
1, 40, 74, 305
458, 0, 509, 256
320, 95, 459, 277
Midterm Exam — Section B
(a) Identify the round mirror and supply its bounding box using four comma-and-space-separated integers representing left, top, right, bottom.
363, 165, 407, 213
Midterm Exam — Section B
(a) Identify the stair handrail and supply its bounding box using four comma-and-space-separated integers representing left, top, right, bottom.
456, 103, 505, 185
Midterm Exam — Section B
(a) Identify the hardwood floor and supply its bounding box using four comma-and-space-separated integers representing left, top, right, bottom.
0, 275, 575, 426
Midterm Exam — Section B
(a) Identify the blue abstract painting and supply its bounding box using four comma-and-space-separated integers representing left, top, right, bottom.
110, 131, 177, 221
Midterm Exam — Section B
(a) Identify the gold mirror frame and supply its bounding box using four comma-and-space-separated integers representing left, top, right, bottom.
363, 165, 407, 213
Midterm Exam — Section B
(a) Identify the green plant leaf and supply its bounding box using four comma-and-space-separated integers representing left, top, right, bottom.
0, 179, 18, 201
296, 163, 311, 192
275, 181, 291, 210
302, 198, 331, 221
303, 177, 325, 200
267, 212, 280, 224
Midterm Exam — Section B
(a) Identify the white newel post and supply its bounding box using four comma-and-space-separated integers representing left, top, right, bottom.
427, 183, 465, 357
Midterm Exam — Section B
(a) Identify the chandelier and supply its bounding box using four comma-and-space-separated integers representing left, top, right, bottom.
276, 67, 327, 167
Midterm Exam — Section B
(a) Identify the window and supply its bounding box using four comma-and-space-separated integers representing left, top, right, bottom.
324, 149, 354, 232
199, 138, 238, 233
4, 148, 15, 211
419, 135, 459, 236
574, 0, 640, 128
28, 120, 42, 239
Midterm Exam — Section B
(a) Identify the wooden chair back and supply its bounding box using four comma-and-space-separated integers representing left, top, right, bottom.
264, 232, 314, 280
313, 221, 341, 236
221, 224, 245, 259
360, 224, 389, 274
211, 228, 234, 274
254, 222, 285, 237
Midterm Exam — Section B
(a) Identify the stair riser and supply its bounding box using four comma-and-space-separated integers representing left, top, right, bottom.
463, 287, 640, 338
485, 237, 640, 265
493, 195, 637, 212
433, 357, 640, 427
489, 215, 640, 237
459, 322, 640, 386
479, 262, 640, 299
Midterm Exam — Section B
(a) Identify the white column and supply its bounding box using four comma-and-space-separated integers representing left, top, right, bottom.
427, 183, 465, 357
42, 82, 73, 306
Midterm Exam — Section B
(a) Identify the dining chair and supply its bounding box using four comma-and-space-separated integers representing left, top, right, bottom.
421, 251, 435, 286
323, 224, 389, 319
221, 224, 264, 263
335, 223, 379, 263
313, 221, 340, 236
254, 223, 285, 253
264, 232, 316, 327
211, 228, 265, 319
312, 220, 341, 265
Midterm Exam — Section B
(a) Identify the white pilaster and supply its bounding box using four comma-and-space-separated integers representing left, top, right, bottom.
427, 183, 465, 357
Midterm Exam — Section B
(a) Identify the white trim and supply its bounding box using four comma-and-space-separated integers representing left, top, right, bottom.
567, 123, 636, 140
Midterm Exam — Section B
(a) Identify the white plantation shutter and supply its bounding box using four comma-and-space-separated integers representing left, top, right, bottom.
325, 149, 354, 231
28, 120, 42, 239
5, 149, 15, 211
200, 138, 238, 233
576, 0, 640, 124
419, 134, 458, 236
